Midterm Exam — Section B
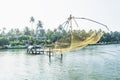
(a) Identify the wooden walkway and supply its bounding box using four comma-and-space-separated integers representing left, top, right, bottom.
27, 47, 63, 60
27, 48, 50, 54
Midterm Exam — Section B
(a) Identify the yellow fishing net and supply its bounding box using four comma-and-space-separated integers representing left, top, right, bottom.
52, 30, 104, 53
51, 15, 109, 54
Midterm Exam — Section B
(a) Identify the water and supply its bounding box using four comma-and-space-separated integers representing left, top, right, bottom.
0, 44, 120, 80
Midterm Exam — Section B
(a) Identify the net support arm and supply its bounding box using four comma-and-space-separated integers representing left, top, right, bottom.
73, 17, 110, 31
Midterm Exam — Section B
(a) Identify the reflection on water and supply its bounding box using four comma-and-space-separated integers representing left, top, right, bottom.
0, 44, 120, 80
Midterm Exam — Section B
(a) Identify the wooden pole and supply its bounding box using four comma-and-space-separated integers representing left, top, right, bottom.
60, 53, 63, 61
48, 47, 51, 60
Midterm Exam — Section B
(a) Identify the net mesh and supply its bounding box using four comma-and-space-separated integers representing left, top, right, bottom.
51, 30, 104, 53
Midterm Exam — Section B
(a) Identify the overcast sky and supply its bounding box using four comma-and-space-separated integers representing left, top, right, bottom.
0, 0, 120, 31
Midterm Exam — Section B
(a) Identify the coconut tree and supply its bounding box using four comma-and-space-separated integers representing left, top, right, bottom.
24, 26, 31, 45
1, 27, 6, 36
24, 26, 31, 36
36, 20, 45, 42
30, 16, 35, 29
30, 16, 35, 37
37, 20, 43, 28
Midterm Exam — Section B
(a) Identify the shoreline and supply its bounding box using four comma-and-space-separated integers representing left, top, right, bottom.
0, 42, 120, 49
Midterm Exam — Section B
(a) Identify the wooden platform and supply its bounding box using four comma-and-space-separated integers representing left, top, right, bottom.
27, 47, 51, 54
27, 48, 63, 60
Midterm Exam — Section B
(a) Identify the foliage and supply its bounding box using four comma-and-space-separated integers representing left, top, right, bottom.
0, 37, 9, 46
0, 17, 120, 48
99, 31, 120, 44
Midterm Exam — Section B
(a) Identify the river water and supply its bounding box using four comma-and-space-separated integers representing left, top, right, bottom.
0, 44, 120, 80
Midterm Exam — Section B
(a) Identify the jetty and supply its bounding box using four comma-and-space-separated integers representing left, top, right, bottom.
27, 45, 63, 60
27, 45, 50, 54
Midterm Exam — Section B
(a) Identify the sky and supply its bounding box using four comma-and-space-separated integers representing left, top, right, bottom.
0, 0, 120, 31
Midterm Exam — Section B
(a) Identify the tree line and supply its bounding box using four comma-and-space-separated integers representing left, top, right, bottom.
0, 16, 120, 48
0, 27, 120, 47
99, 31, 120, 44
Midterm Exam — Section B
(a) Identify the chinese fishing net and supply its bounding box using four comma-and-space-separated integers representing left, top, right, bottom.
51, 15, 109, 54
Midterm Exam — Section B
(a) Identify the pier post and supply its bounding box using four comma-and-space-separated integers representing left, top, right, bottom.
48, 47, 51, 60
61, 53, 63, 60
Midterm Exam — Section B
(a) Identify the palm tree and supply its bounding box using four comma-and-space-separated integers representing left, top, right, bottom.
30, 16, 35, 36
24, 26, 31, 45
36, 20, 43, 38
36, 20, 45, 41
30, 16, 35, 30
37, 20, 43, 28
58, 25, 63, 33
2, 27, 6, 36
24, 26, 31, 36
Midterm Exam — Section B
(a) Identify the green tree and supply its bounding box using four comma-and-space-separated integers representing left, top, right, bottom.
23, 26, 31, 36
30, 16, 35, 37
1, 27, 6, 36
0, 37, 9, 47
14, 28, 21, 36
30, 16, 35, 30
37, 20, 43, 28
36, 20, 45, 42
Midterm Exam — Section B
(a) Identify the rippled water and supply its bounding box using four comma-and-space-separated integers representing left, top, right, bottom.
0, 44, 120, 80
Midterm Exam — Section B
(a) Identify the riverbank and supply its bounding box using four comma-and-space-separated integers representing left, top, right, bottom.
0, 42, 120, 49
0, 45, 27, 49
95, 41, 120, 45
